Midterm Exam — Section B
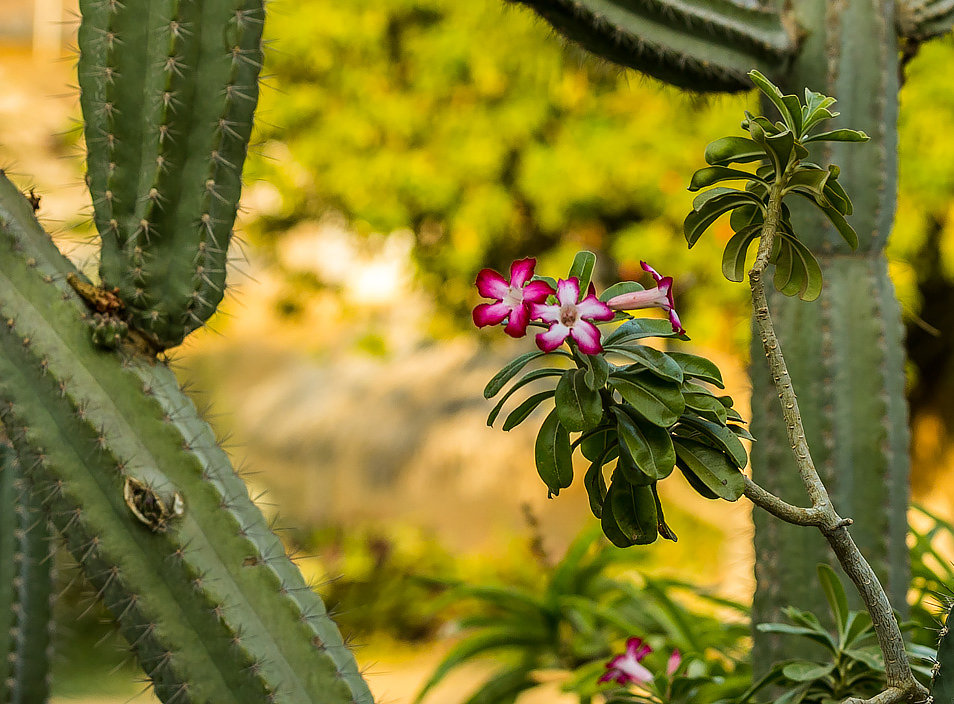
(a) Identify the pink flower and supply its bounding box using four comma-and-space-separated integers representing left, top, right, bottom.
531, 277, 614, 355
667, 649, 682, 676
605, 261, 685, 335
473, 258, 555, 338
598, 637, 654, 685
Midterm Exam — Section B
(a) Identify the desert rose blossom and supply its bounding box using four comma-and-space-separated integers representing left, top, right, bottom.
472, 258, 555, 338
666, 649, 681, 676
531, 277, 614, 355
605, 261, 685, 334
598, 636, 654, 685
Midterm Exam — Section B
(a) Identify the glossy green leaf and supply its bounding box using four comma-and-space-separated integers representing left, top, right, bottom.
600, 474, 636, 548
612, 346, 683, 384
823, 177, 853, 215
484, 350, 547, 398
502, 390, 555, 431
613, 406, 675, 481
817, 564, 849, 634
651, 484, 677, 542
606, 477, 658, 546
773, 238, 802, 297
802, 128, 869, 143
604, 318, 687, 346
818, 203, 860, 250
786, 235, 824, 302
785, 167, 831, 202
730, 203, 762, 232
688, 166, 763, 192
721, 223, 762, 283
568, 250, 597, 294
582, 353, 610, 391
704, 136, 765, 166
679, 414, 747, 469
555, 369, 603, 432
764, 128, 796, 172
748, 70, 798, 132
781, 661, 835, 683
599, 281, 643, 302
534, 409, 573, 495
583, 457, 608, 519
667, 352, 725, 389
486, 368, 563, 427
673, 437, 744, 501
685, 190, 764, 248
580, 426, 616, 462
609, 374, 684, 428
682, 383, 729, 425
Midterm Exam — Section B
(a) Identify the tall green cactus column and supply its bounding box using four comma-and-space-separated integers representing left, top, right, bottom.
504, 0, 954, 667
749, 0, 910, 664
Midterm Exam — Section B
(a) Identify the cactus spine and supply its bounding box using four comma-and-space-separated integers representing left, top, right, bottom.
0, 442, 54, 703
933, 603, 954, 702
0, 173, 373, 703
505, 0, 926, 667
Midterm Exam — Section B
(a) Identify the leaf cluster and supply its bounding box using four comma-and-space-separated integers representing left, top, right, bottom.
685, 71, 869, 302
486, 253, 751, 548
415, 528, 750, 704
744, 565, 934, 704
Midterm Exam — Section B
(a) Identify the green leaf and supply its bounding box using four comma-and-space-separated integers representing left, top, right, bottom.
604, 318, 688, 346
781, 661, 835, 683
609, 373, 685, 427
502, 390, 555, 431
773, 237, 803, 297
600, 474, 636, 548
414, 630, 546, 703
688, 166, 764, 192
786, 235, 824, 302
651, 484, 677, 542
462, 666, 536, 704
583, 457, 608, 518
613, 406, 675, 481
817, 564, 849, 635
684, 190, 764, 248
819, 203, 860, 250
785, 167, 832, 202
555, 369, 603, 432
484, 350, 547, 398
802, 128, 869, 143
606, 477, 658, 546
582, 353, 610, 390
704, 136, 765, 166
823, 177, 853, 215
568, 250, 597, 294
486, 368, 563, 427
679, 414, 747, 469
748, 70, 797, 131
613, 346, 683, 384
763, 128, 796, 172
599, 281, 643, 302
580, 426, 616, 462
534, 409, 573, 495
674, 437, 744, 501
721, 223, 762, 283
667, 352, 725, 389
682, 382, 729, 425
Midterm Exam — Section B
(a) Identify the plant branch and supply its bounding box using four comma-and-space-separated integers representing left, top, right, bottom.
745, 179, 928, 703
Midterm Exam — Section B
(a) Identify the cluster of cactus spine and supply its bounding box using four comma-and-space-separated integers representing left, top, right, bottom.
505, 0, 954, 667
933, 603, 954, 702
0, 0, 374, 701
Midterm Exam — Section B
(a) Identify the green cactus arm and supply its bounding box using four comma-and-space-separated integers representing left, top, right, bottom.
933, 604, 954, 702
504, 0, 796, 91
0, 173, 372, 704
897, 0, 954, 40
78, 0, 264, 350
0, 442, 54, 704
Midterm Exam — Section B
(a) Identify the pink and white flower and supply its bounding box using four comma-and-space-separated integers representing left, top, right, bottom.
598, 637, 654, 685
531, 277, 614, 355
605, 261, 685, 335
666, 649, 682, 676
473, 258, 555, 338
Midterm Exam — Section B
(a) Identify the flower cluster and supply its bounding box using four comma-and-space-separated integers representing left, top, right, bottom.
473, 258, 683, 353
599, 636, 681, 686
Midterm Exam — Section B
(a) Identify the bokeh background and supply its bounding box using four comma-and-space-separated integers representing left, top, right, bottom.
2, 1, 954, 701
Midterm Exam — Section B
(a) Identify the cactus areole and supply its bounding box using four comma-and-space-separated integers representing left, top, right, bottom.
503, 0, 954, 667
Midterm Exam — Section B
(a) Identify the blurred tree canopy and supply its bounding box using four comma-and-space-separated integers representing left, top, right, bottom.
245, 1, 954, 431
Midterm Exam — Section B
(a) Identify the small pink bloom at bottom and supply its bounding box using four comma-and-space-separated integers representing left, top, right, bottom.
598, 637, 654, 685
667, 649, 682, 676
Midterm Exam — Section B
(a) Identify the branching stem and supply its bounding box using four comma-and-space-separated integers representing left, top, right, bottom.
745, 178, 928, 703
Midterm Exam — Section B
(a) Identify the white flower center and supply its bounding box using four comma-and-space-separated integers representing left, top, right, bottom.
503, 286, 523, 309
560, 303, 578, 327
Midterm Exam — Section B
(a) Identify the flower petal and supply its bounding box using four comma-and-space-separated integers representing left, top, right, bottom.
669, 308, 685, 335
556, 277, 580, 306
473, 301, 510, 328
536, 324, 570, 352
576, 295, 614, 321
509, 258, 536, 287
667, 649, 682, 676
523, 280, 555, 303
476, 268, 510, 299
620, 660, 654, 684
641, 261, 663, 284
625, 637, 649, 659
570, 320, 603, 354
531, 302, 561, 324
606, 288, 670, 312
504, 304, 531, 338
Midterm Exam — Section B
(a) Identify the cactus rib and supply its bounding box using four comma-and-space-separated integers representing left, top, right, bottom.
0, 172, 372, 703
505, 0, 796, 91
0, 442, 54, 704
933, 603, 954, 702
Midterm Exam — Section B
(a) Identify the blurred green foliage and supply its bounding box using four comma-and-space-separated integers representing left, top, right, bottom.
247, 2, 954, 425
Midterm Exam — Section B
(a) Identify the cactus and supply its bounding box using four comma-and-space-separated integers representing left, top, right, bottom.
503, 0, 930, 667
933, 603, 954, 702
0, 441, 54, 703
0, 0, 376, 699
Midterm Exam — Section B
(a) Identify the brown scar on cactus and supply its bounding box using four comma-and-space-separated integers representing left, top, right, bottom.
123, 476, 184, 533
66, 272, 160, 356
